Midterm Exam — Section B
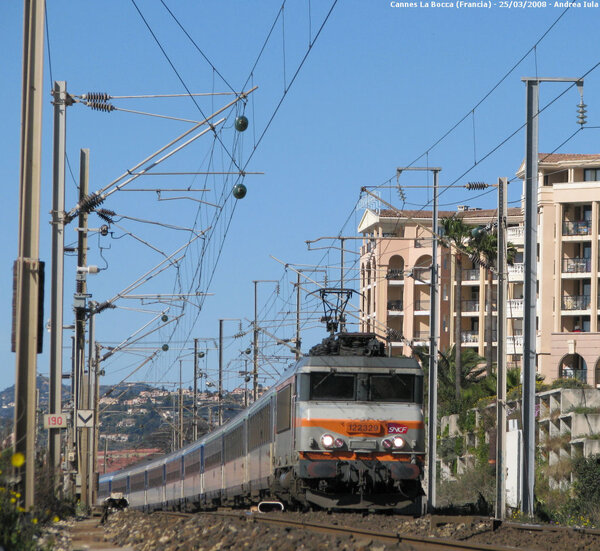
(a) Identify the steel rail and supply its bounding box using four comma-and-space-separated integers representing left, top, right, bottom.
153, 511, 528, 551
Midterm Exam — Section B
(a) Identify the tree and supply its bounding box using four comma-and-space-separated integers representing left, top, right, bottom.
441, 215, 474, 400
470, 230, 517, 376
413, 345, 486, 416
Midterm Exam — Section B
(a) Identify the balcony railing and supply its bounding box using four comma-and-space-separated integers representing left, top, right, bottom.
387, 300, 404, 311
507, 298, 523, 312
507, 335, 523, 353
412, 267, 431, 282
562, 295, 591, 311
414, 300, 431, 311
508, 263, 524, 276
462, 300, 479, 312
463, 269, 480, 281
562, 220, 592, 236
461, 331, 479, 343
507, 226, 524, 241
562, 258, 591, 273
386, 269, 404, 280
413, 331, 430, 341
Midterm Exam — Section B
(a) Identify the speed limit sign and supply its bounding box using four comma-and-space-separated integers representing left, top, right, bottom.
43, 413, 69, 429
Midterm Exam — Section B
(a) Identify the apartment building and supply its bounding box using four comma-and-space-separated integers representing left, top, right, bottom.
358, 206, 523, 366
358, 152, 600, 385
519, 153, 600, 385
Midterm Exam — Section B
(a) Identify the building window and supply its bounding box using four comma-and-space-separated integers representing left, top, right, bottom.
583, 168, 600, 182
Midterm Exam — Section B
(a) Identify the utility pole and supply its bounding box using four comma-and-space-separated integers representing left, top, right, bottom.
296, 272, 302, 360
193, 338, 198, 441
496, 177, 508, 521
87, 305, 96, 506
521, 77, 583, 516
13, 0, 45, 509
75, 149, 90, 506
397, 166, 441, 513
93, 341, 101, 504
179, 360, 184, 448
219, 321, 224, 426
253, 281, 278, 401
49, 80, 68, 485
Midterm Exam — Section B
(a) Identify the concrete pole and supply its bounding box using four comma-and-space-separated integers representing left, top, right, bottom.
496, 177, 508, 521
521, 76, 581, 516
522, 79, 539, 518
427, 169, 440, 512
193, 338, 198, 441
87, 308, 95, 506
179, 360, 184, 448
296, 272, 302, 360
13, 0, 45, 509
219, 320, 224, 426
49, 80, 67, 482
76, 149, 89, 505
93, 341, 101, 504
253, 282, 259, 402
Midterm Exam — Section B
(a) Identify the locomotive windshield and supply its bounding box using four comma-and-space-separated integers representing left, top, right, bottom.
310, 373, 355, 400
307, 372, 420, 403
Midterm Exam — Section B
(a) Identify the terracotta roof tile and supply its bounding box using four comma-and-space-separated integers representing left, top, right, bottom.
539, 153, 600, 163
379, 207, 521, 219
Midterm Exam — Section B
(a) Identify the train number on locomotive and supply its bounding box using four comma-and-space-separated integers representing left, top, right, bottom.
347, 421, 381, 434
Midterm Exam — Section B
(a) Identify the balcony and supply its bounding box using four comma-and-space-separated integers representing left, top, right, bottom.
507, 335, 523, 354
562, 295, 591, 311
462, 300, 479, 313
412, 266, 431, 283
508, 263, 524, 281
387, 299, 404, 312
562, 258, 591, 274
386, 269, 404, 281
412, 331, 430, 342
507, 298, 523, 316
414, 300, 431, 312
463, 269, 480, 281
507, 226, 524, 244
562, 220, 592, 236
461, 331, 479, 344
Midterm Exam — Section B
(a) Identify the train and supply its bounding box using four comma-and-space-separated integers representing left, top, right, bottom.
97, 332, 425, 512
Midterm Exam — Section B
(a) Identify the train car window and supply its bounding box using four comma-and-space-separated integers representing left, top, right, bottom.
310, 372, 355, 400
224, 424, 245, 462
112, 477, 127, 494
276, 384, 292, 433
204, 437, 223, 469
184, 450, 201, 477
148, 466, 163, 488
166, 458, 181, 483
131, 472, 145, 492
248, 403, 272, 451
369, 374, 415, 402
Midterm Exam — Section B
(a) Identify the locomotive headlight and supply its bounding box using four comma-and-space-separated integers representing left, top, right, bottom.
382, 438, 393, 450
321, 434, 335, 449
333, 438, 345, 449
392, 436, 405, 449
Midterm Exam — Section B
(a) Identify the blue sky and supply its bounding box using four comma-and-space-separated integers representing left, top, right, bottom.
2, 1, 599, 394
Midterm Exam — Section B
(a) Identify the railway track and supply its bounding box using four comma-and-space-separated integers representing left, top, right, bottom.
155, 510, 531, 551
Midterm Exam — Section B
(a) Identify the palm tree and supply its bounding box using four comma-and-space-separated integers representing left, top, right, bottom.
440, 215, 474, 400
413, 345, 486, 416
470, 230, 517, 376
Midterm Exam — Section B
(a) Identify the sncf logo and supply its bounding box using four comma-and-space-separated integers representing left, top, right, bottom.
387, 423, 408, 434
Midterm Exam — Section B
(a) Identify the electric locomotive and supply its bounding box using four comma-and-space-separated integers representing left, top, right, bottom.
97, 333, 425, 512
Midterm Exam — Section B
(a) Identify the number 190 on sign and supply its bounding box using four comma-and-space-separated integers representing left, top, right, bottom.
43, 414, 68, 429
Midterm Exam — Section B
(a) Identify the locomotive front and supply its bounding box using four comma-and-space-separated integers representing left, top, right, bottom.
276, 334, 425, 511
